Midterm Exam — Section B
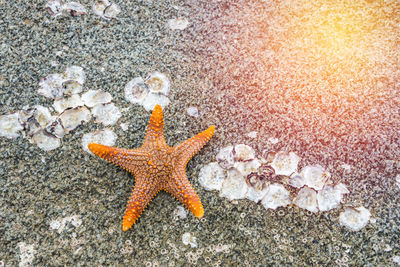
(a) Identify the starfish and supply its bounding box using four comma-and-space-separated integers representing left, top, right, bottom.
88, 104, 215, 231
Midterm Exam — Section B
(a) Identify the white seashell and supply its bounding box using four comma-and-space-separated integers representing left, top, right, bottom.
124, 77, 149, 104
173, 205, 187, 219
31, 130, 61, 151
81, 128, 117, 154
92, 0, 110, 17
0, 112, 24, 139
59, 106, 91, 132
220, 169, 248, 201
145, 72, 170, 95
168, 17, 189, 30
91, 103, 121, 126
45, 117, 65, 138
104, 3, 121, 19
270, 151, 300, 176
293, 186, 318, 213
335, 183, 350, 195
38, 73, 65, 99
62, 2, 87, 16
186, 106, 199, 117
141, 93, 170, 112
53, 94, 84, 113
216, 145, 235, 169
81, 90, 112, 108
246, 181, 269, 203
34, 105, 54, 127
182, 232, 197, 248
261, 183, 291, 210
288, 172, 305, 188
198, 162, 226, 191
233, 144, 255, 162
317, 185, 342, 212
45, 0, 63, 17
62, 80, 83, 96
120, 122, 129, 131
339, 206, 371, 231
234, 159, 261, 177
63, 66, 85, 85
301, 165, 330, 191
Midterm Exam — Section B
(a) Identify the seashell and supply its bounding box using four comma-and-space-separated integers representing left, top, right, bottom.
293, 186, 318, 213
145, 72, 170, 96
81, 128, 117, 154
339, 206, 371, 231
59, 106, 91, 132
198, 162, 226, 191
124, 77, 149, 104
81, 89, 112, 108
167, 17, 189, 30
261, 183, 291, 210
31, 129, 61, 151
0, 112, 24, 139
91, 103, 121, 126
219, 169, 248, 201
270, 151, 300, 176
53, 94, 84, 113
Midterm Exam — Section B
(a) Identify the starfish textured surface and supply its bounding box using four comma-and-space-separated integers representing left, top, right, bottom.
88, 105, 215, 231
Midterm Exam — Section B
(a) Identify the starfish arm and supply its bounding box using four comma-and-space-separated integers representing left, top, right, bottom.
165, 167, 204, 218
122, 174, 161, 231
88, 143, 149, 172
174, 125, 215, 165
142, 104, 167, 148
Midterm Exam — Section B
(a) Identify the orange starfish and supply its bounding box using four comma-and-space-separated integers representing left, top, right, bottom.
88, 104, 215, 231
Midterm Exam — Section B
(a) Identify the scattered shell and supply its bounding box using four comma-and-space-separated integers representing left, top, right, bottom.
62, 80, 83, 96
124, 77, 149, 104
18, 108, 41, 137
245, 173, 269, 203
173, 205, 187, 219
168, 17, 189, 30
270, 151, 300, 176
301, 165, 330, 191
141, 93, 170, 112
261, 183, 291, 210
34, 105, 54, 127
247, 131, 257, 138
91, 103, 121, 126
335, 183, 350, 195
234, 144, 255, 162
198, 162, 226, 191
45, 117, 65, 138
216, 146, 235, 169
182, 232, 197, 248
63, 66, 85, 85
288, 172, 305, 188
317, 185, 343, 212
234, 159, 261, 177
81, 90, 112, 107
187, 106, 199, 118
18, 242, 36, 267
339, 206, 371, 231
81, 128, 117, 154
0, 112, 23, 139
31, 130, 61, 151
293, 187, 318, 213
62, 2, 87, 16
45, 0, 63, 17
59, 106, 91, 132
103, 3, 121, 19
38, 73, 64, 99
53, 94, 84, 113
145, 72, 170, 95
220, 169, 248, 201
120, 122, 129, 131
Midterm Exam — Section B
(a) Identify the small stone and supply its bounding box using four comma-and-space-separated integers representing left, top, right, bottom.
81, 128, 117, 154
261, 183, 291, 210
234, 144, 255, 162
91, 103, 121, 126
293, 186, 318, 213
124, 77, 149, 104
0, 112, 23, 139
187, 106, 199, 117
59, 106, 91, 132
182, 232, 197, 248
145, 72, 170, 96
270, 151, 300, 176
198, 162, 226, 191
220, 169, 248, 201
168, 17, 189, 30
339, 206, 371, 231
81, 90, 112, 107
216, 145, 235, 169
53, 94, 84, 113
31, 130, 61, 151
301, 165, 330, 191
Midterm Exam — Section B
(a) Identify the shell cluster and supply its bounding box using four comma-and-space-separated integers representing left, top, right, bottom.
0, 66, 120, 151
199, 144, 371, 231
45, 0, 121, 20
124, 72, 171, 111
